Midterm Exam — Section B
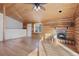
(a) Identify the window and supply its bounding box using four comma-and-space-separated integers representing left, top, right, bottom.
34, 23, 42, 33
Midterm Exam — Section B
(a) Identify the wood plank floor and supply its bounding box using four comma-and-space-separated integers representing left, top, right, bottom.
0, 37, 40, 56
42, 40, 75, 56
0, 36, 77, 56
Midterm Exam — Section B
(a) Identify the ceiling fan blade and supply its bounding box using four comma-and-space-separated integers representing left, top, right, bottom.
40, 5, 46, 11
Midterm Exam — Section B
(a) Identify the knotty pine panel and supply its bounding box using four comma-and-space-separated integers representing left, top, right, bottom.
75, 17, 79, 52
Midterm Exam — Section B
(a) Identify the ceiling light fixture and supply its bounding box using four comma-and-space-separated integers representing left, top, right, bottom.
33, 3, 46, 11
34, 6, 40, 11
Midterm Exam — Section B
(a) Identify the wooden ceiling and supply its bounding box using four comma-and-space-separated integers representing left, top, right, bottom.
0, 3, 78, 23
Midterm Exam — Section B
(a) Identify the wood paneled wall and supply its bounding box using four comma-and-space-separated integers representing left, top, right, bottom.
75, 17, 79, 52
74, 4, 79, 52
56, 18, 74, 40
42, 18, 74, 40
